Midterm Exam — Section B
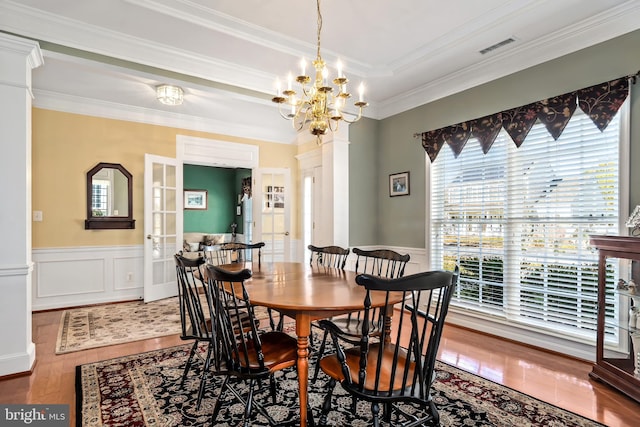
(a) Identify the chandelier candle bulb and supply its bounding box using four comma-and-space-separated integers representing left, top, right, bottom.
359, 82, 364, 102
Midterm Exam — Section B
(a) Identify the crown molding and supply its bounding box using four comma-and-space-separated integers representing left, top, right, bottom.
32, 89, 295, 145
376, 0, 640, 119
0, 0, 275, 94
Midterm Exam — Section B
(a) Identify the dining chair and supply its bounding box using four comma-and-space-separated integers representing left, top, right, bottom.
204, 264, 302, 427
220, 241, 266, 267
202, 243, 282, 331
312, 247, 411, 381
316, 267, 458, 426
308, 244, 350, 269
175, 253, 259, 409
307, 244, 351, 345
174, 253, 213, 405
200, 244, 226, 265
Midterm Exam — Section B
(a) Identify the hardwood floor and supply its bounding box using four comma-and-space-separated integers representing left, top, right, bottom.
1, 310, 639, 426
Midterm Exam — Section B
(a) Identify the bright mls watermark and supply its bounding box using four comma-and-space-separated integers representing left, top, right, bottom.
0, 405, 68, 426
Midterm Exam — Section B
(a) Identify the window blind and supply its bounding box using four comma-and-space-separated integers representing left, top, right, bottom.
431, 106, 623, 344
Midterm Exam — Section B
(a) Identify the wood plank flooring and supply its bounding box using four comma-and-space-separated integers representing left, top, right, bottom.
1, 309, 639, 426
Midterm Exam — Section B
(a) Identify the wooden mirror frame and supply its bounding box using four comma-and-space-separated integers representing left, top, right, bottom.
85, 162, 136, 230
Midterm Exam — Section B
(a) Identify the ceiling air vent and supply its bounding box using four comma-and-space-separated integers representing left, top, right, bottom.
479, 37, 516, 55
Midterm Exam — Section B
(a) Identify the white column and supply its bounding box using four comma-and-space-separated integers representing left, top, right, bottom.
0, 33, 43, 376
320, 126, 350, 248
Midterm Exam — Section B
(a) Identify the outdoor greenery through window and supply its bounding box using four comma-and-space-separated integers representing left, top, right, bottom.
430, 105, 626, 345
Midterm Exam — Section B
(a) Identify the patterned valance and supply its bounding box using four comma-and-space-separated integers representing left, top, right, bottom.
416, 74, 637, 162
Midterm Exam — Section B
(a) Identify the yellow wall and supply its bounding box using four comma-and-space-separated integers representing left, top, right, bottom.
32, 108, 300, 248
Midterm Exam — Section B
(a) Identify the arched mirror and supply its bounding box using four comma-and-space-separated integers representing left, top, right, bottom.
85, 162, 135, 229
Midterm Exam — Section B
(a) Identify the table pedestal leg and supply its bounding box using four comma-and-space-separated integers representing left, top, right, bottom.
296, 316, 311, 426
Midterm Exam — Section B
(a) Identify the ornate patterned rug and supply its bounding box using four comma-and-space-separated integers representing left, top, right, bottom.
56, 298, 275, 354
75, 344, 604, 426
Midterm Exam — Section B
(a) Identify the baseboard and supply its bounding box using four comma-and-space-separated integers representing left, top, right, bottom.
0, 342, 35, 378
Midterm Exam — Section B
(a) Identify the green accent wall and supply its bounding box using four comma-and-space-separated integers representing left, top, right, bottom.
349, 28, 640, 249
183, 165, 250, 234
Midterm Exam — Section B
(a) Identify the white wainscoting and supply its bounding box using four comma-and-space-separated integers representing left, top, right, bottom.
32, 245, 144, 311
31, 241, 304, 311
30, 243, 425, 310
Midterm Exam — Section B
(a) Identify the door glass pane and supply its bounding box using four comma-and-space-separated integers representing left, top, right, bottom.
166, 212, 176, 237
165, 165, 176, 187
152, 163, 164, 185
152, 259, 164, 283
166, 188, 176, 211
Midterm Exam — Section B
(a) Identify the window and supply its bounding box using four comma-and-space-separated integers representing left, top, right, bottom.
91, 181, 109, 216
430, 105, 626, 346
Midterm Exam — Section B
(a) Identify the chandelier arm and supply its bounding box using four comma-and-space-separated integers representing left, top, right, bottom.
340, 108, 364, 124
276, 103, 294, 120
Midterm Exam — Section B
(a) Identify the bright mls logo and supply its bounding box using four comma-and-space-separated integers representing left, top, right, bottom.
1, 405, 68, 426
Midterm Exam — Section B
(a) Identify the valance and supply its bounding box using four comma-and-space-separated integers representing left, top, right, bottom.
416, 73, 637, 162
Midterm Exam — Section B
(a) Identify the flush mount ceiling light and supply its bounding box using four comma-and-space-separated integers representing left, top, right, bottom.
272, 0, 368, 144
156, 84, 184, 106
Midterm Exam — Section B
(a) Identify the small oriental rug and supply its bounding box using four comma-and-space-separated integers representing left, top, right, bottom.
56, 298, 182, 354
56, 298, 275, 354
75, 344, 605, 426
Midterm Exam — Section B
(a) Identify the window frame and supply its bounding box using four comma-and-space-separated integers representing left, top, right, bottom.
425, 100, 631, 361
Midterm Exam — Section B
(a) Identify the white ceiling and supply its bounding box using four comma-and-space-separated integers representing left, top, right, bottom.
2, 0, 640, 143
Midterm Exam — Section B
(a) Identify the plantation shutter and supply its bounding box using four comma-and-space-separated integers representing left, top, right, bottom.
431, 107, 622, 342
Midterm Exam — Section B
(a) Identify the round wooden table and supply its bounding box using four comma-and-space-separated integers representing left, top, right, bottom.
219, 261, 403, 426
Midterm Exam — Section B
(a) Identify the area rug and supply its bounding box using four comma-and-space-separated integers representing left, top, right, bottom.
75, 344, 605, 427
56, 298, 182, 354
56, 298, 278, 354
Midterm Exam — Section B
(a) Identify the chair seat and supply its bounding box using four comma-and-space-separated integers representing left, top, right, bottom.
236, 331, 298, 371
319, 343, 415, 393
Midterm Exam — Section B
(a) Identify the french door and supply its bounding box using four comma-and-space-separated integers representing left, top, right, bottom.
143, 154, 179, 302
253, 168, 291, 262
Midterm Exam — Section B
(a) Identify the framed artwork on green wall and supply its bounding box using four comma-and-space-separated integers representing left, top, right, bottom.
184, 189, 208, 210
389, 172, 409, 197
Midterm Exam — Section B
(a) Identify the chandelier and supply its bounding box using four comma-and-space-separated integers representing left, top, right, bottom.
272, 0, 368, 143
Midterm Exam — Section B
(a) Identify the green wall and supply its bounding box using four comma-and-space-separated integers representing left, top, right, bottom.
353, 28, 640, 249
349, 117, 379, 246
183, 165, 250, 234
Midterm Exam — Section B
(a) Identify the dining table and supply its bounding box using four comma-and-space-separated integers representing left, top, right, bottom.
218, 261, 404, 427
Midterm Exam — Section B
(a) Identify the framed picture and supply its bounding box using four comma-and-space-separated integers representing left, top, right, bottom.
184, 189, 207, 210
389, 172, 410, 197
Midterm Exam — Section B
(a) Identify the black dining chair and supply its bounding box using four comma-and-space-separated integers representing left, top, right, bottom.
204, 264, 305, 427
308, 244, 350, 269
220, 241, 266, 267
312, 247, 410, 381
175, 253, 259, 409
317, 267, 458, 426
174, 254, 213, 406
